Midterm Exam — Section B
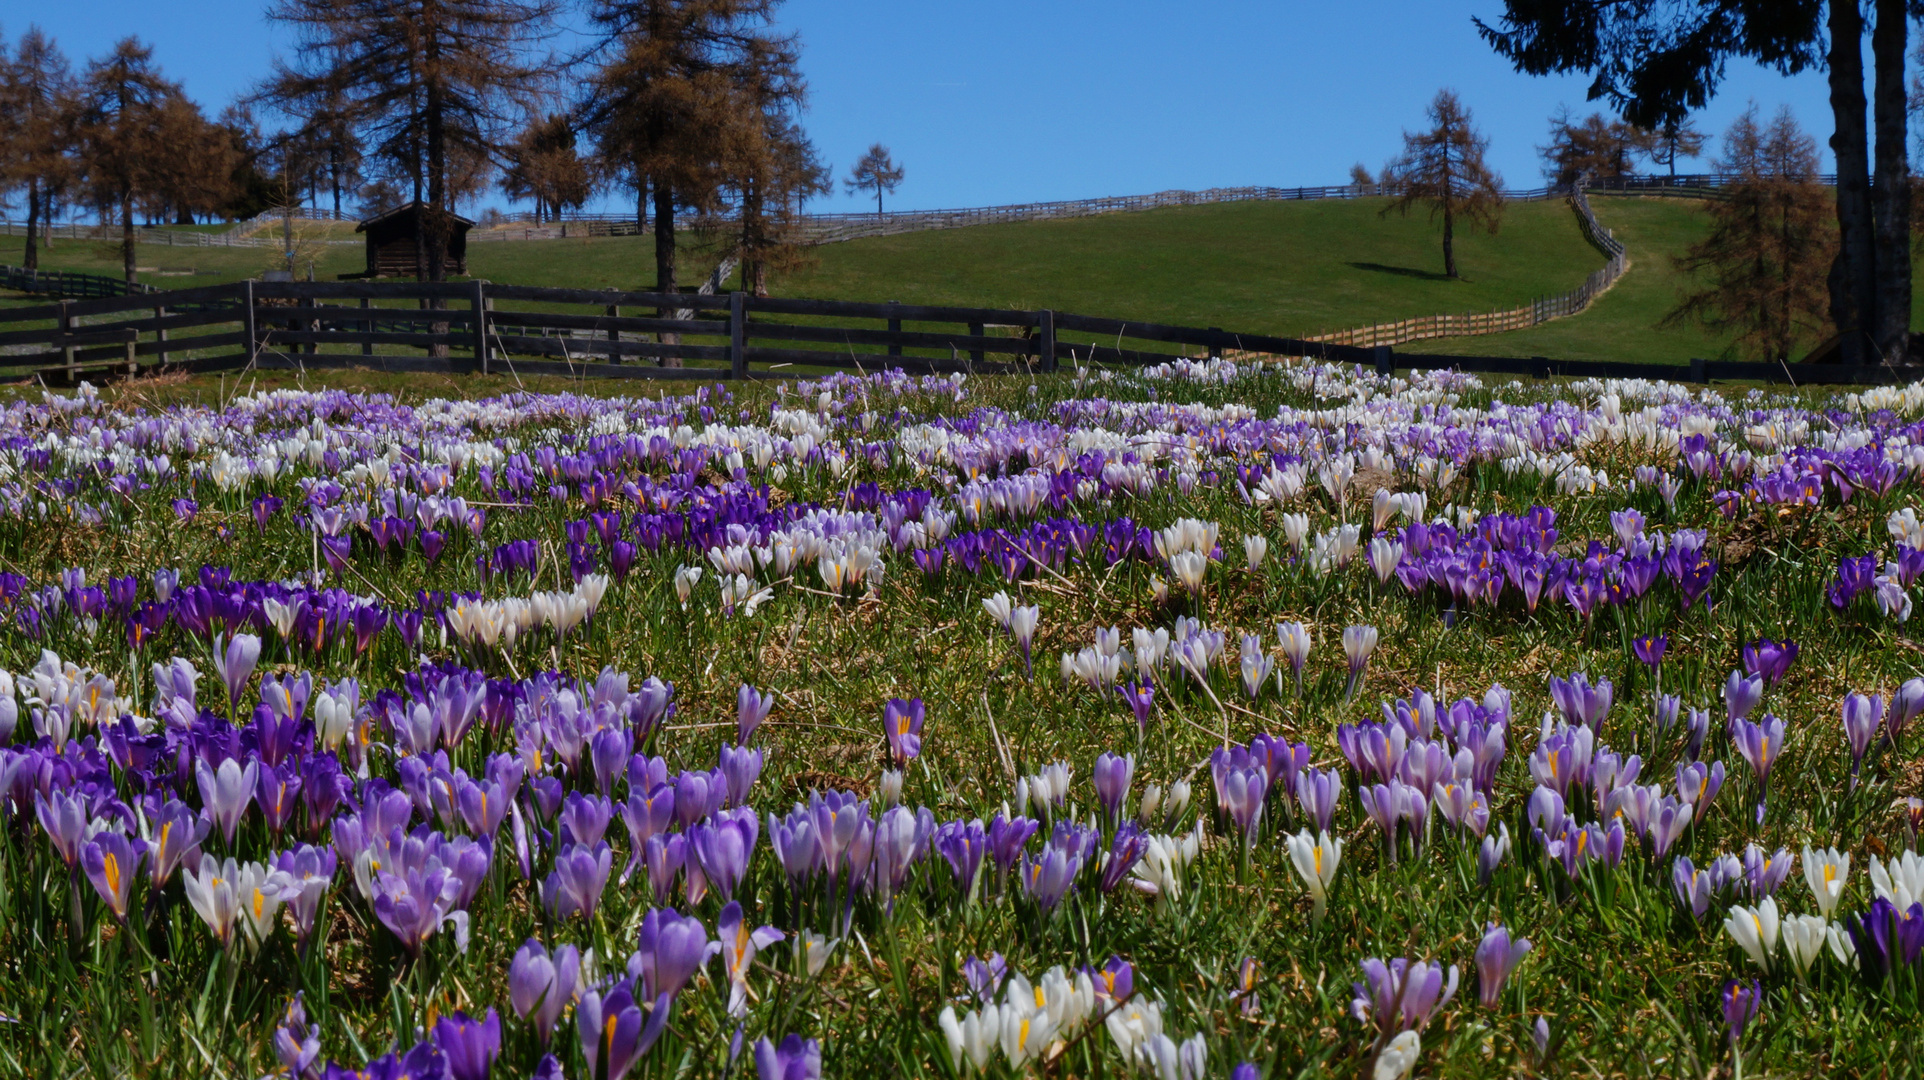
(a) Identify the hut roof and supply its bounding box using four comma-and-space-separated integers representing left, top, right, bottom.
355, 202, 477, 233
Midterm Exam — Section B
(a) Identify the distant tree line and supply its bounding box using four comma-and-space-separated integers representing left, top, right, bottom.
0, 1, 877, 296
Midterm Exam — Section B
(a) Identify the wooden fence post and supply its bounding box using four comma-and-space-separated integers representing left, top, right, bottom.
241, 279, 258, 361
1208, 327, 1223, 360
968, 321, 985, 365
58, 300, 74, 374
1689, 357, 1707, 384
1038, 309, 1056, 373
1372, 345, 1393, 377
606, 303, 620, 364
154, 304, 168, 366
730, 291, 747, 379
887, 301, 902, 357
361, 298, 373, 356
473, 279, 490, 374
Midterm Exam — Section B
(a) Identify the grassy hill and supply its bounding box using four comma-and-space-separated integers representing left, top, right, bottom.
4, 195, 1911, 364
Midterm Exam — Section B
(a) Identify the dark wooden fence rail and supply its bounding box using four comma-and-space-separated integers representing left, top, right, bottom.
0, 279, 1909, 388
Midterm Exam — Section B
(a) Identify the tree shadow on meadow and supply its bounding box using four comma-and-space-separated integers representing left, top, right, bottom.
1347, 261, 1454, 282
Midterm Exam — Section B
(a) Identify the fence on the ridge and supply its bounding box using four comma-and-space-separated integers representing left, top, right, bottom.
0, 173, 1812, 254
0, 278, 1906, 389
1306, 182, 1629, 349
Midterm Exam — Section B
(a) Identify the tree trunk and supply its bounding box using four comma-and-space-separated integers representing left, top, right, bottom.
24, 183, 40, 272
654, 179, 677, 295
654, 179, 680, 366
1827, 0, 1876, 365
1442, 201, 1457, 279
425, 81, 448, 284
1871, 0, 1911, 365
122, 193, 137, 285
635, 175, 647, 232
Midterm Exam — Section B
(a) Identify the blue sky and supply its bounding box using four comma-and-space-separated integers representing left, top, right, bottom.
6, 0, 1841, 214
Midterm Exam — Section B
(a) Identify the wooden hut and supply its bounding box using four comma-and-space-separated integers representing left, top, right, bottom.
354, 203, 474, 278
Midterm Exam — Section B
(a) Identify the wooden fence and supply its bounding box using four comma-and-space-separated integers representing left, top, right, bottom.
0, 265, 159, 299
0, 278, 1908, 389
1307, 182, 1628, 349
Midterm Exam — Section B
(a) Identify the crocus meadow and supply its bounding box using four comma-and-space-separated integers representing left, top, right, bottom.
0, 359, 1921, 1078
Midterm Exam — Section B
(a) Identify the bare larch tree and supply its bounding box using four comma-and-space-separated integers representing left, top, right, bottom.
1383, 89, 1504, 280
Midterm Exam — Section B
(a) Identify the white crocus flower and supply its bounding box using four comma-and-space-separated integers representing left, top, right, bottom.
1869, 851, 1924, 911
1243, 534, 1268, 571
1781, 914, 1830, 977
939, 1004, 1000, 1072
1722, 895, 1780, 972
1104, 996, 1164, 1063
1374, 1030, 1421, 1080
982, 591, 1013, 629
1286, 829, 1343, 919
1802, 845, 1850, 917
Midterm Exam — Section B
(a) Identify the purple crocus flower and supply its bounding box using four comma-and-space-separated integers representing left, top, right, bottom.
934, 818, 986, 894
1724, 671, 1764, 725
81, 830, 147, 922
1685, 707, 1711, 761
755, 1035, 822, 1080
1647, 797, 1692, 858
964, 953, 1008, 1003
1721, 979, 1761, 1045
1741, 639, 1798, 687
1741, 843, 1793, 899
1295, 768, 1342, 834
432, 1009, 501, 1080
987, 813, 1040, 882
589, 727, 633, 797
1673, 856, 1714, 919
1099, 822, 1148, 893
145, 798, 210, 886
1477, 825, 1510, 885
35, 789, 92, 868
1676, 760, 1724, 816
1216, 760, 1268, 850
271, 844, 337, 951
212, 632, 261, 708
718, 745, 763, 808
509, 939, 582, 1047
273, 994, 320, 1080
690, 809, 759, 901
1888, 677, 1924, 748
1548, 672, 1612, 729
717, 900, 785, 1017
632, 907, 720, 1001
577, 981, 667, 1080
196, 757, 259, 847
1729, 714, 1785, 823
1843, 692, 1883, 786
1118, 678, 1155, 735
1350, 958, 1459, 1036
1474, 923, 1531, 1009
1019, 833, 1085, 913
370, 861, 467, 957
883, 697, 924, 767
558, 792, 614, 848
455, 775, 509, 840
737, 684, 774, 745
541, 842, 613, 921
1846, 897, 1924, 980
1093, 751, 1135, 823
1632, 635, 1668, 672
